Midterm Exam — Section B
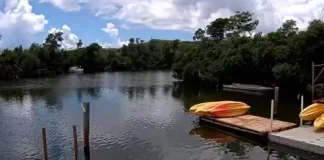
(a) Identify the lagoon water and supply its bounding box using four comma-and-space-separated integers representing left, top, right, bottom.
0, 71, 314, 160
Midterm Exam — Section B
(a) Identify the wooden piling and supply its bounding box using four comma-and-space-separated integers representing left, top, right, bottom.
73, 125, 78, 160
81, 102, 90, 158
42, 128, 48, 160
274, 87, 279, 115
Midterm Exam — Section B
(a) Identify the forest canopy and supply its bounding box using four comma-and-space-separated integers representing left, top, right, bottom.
1, 11, 324, 92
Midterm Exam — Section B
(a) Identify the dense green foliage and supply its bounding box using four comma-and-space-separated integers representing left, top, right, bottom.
173, 11, 324, 92
1, 11, 324, 92
0, 34, 192, 79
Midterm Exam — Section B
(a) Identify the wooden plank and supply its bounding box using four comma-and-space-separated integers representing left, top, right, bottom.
201, 115, 297, 136
201, 117, 264, 136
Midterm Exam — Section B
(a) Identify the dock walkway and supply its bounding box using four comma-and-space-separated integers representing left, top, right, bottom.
269, 126, 324, 155
223, 83, 273, 92
200, 115, 296, 136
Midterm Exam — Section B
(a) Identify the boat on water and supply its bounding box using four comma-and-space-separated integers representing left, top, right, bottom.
68, 66, 84, 73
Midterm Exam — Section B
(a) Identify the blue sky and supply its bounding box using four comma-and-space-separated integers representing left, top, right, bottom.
0, 0, 324, 49
25, 0, 193, 48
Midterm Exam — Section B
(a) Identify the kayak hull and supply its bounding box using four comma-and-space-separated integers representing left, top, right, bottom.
299, 103, 324, 120
190, 101, 250, 118
314, 114, 324, 130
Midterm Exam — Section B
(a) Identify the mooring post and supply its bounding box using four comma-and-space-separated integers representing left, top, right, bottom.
274, 87, 279, 116
81, 102, 90, 159
266, 147, 271, 160
312, 62, 315, 102
42, 128, 48, 160
270, 99, 274, 133
300, 95, 304, 126
73, 125, 79, 160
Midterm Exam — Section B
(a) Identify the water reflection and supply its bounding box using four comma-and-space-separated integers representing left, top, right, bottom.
226, 141, 254, 157
135, 86, 145, 99
163, 84, 171, 96
85, 88, 102, 99
127, 86, 134, 99
76, 88, 83, 103
149, 85, 157, 99
0, 71, 319, 160
189, 127, 236, 144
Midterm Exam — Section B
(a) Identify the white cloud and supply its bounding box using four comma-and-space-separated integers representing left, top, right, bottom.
0, 0, 48, 49
94, 38, 128, 48
39, 0, 87, 12
41, 0, 324, 34
101, 22, 119, 37
117, 38, 129, 47
101, 43, 111, 48
95, 39, 112, 48
48, 24, 80, 50
120, 23, 131, 30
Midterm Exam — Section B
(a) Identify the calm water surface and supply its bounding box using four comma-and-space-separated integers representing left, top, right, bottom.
0, 71, 316, 160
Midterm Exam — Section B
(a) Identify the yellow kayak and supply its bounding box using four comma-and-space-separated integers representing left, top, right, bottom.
189, 101, 250, 118
314, 113, 324, 130
189, 102, 212, 114
299, 103, 324, 120
207, 102, 250, 118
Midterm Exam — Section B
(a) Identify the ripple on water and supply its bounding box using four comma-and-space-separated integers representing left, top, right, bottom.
0, 72, 309, 160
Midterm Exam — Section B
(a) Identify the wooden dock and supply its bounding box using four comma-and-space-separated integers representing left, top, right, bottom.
200, 115, 297, 136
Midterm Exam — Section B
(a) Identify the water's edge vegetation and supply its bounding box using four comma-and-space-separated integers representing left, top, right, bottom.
1, 11, 324, 93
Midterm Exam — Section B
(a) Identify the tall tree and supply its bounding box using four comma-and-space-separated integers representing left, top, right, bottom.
129, 38, 135, 44
136, 38, 140, 44
77, 39, 83, 48
193, 28, 206, 41
206, 18, 230, 40
43, 32, 64, 73
227, 11, 259, 36
277, 20, 298, 37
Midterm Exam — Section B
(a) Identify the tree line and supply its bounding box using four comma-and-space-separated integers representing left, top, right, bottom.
173, 11, 324, 92
1, 11, 324, 93
0, 33, 192, 79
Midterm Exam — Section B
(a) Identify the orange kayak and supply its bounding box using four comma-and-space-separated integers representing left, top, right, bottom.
189, 101, 250, 118
207, 102, 250, 118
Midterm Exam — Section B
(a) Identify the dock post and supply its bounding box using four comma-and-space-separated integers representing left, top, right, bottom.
300, 95, 304, 126
270, 100, 274, 133
73, 125, 78, 160
274, 87, 279, 116
266, 147, 271, 160
42, 128, 48, 160
81, 102, 90, 159
312, 62, 314, 102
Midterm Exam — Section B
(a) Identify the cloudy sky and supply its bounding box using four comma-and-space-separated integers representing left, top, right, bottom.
0, 0, 324, 49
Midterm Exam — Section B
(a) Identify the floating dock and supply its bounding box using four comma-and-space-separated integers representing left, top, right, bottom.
223, 83, 273, 92
200, 115, 297, 136
269, 126, 324, 155
223, 83, 273, 95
